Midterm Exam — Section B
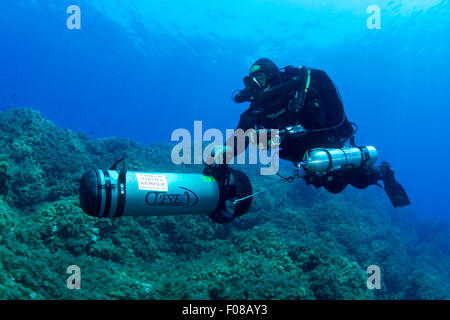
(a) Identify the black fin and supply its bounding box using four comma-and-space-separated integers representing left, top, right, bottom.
384, 180, 411, 207
378, 161, 411, 208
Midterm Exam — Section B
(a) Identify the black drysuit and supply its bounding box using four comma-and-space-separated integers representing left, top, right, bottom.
235, 67, 388, 194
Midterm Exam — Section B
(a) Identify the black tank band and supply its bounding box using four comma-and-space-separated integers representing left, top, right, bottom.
94, 169, 102, 217
102, 170, 112, 217
323, 149, 333, 172
114, 165, 127, 217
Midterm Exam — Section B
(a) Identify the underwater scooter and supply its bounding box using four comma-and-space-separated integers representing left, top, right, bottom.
79, 159, 253, 224
79, 145, 379, 223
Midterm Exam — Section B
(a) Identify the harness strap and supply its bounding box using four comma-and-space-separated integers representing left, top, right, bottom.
287, 67, 311, 113
348, 122, 360, 147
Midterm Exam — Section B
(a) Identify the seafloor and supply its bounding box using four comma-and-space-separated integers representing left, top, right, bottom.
0, 108, 448, 299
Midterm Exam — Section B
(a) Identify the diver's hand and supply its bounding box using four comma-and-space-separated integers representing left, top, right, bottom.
280, 125, 307, 140
284, 124, 306, 135
233, 87, 261, 103
275, 125, 306, 146
205, 145, 233, 166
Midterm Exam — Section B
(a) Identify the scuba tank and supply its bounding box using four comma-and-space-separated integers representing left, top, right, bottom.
79, 160, 252, 224
302, 146, 378, 174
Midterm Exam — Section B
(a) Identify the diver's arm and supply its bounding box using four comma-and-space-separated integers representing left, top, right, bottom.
224, 108, 255, 162
206, 109, 255, 165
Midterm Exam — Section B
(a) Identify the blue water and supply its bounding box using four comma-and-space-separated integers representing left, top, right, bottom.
1, 0, 449, 218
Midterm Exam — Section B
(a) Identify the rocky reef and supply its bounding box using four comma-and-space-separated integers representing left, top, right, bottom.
0, 108, 448, 299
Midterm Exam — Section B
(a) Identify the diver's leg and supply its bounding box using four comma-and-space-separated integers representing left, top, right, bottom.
346, 162, 411, 207
323, 174, 348, 194
345, 166, 381, 189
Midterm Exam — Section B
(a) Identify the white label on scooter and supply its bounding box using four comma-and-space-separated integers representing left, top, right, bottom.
136, 173, 168, 191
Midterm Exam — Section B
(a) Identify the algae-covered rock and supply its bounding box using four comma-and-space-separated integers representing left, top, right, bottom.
0, 107, 448, 299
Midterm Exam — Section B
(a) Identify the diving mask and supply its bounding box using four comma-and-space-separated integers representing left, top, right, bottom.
244, 72, 268, 90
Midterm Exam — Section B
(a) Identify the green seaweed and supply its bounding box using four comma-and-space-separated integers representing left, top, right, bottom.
0, 107, 448, 300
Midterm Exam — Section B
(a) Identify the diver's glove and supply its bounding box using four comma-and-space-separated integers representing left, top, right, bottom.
283, 124, 306, 136
251, 128, 281, 151
206, 145, 233, 166
233, 87, 254, 103
278, 124, 307, 145
232, 87, 263, 103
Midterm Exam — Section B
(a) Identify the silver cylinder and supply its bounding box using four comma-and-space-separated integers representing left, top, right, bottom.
80, 170, 220, 218
303, 146, 378, 174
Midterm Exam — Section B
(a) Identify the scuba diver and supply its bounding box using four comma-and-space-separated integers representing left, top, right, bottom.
214, 58, 410, 208
78, 58, 410, 226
